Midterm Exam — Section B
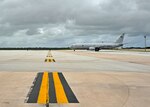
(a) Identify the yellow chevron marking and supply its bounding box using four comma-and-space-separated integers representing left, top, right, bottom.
53, 72, 68, 103
37, 72, 49, 104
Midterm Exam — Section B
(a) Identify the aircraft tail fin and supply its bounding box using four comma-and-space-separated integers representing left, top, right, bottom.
115, 33, 125, 44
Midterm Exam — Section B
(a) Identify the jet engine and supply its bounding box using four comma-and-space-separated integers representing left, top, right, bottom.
89, 47, 100, 51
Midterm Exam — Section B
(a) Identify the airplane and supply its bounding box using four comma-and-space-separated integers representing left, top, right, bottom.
70, 33, 125, 51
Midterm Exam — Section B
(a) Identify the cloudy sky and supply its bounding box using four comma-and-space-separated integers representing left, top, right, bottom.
0, 0, 150, 47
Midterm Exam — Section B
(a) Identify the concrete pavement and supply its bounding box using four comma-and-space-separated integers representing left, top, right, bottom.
0, 50, 150, 107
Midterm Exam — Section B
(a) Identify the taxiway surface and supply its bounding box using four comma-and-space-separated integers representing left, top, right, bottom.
0, 50, 150, 107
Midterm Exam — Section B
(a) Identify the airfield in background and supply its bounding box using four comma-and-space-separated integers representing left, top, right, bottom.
0, 49, 150, 107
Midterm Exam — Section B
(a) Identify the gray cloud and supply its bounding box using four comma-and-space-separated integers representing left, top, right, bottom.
0, 0, 150, 47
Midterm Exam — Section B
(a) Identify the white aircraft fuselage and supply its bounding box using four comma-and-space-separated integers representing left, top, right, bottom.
70, 33, 125, 51
71, 43, 123, 49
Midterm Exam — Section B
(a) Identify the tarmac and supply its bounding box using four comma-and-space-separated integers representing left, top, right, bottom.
0, 50, 150, 107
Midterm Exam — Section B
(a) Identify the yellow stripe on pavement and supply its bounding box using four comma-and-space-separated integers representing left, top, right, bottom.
37, 72, 49, 104
53, 72, 68, 103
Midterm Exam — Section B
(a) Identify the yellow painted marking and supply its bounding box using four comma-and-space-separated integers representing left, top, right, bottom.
45, 51, 55, 62
53, 72, 68, 103
37, 72, 49, 104
47, 51, 52, 57
45, 58, 55, 62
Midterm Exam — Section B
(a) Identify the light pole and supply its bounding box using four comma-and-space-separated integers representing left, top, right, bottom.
144, 35, 147, 52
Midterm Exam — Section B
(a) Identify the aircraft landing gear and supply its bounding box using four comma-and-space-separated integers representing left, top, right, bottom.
95, 47, 100, 51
